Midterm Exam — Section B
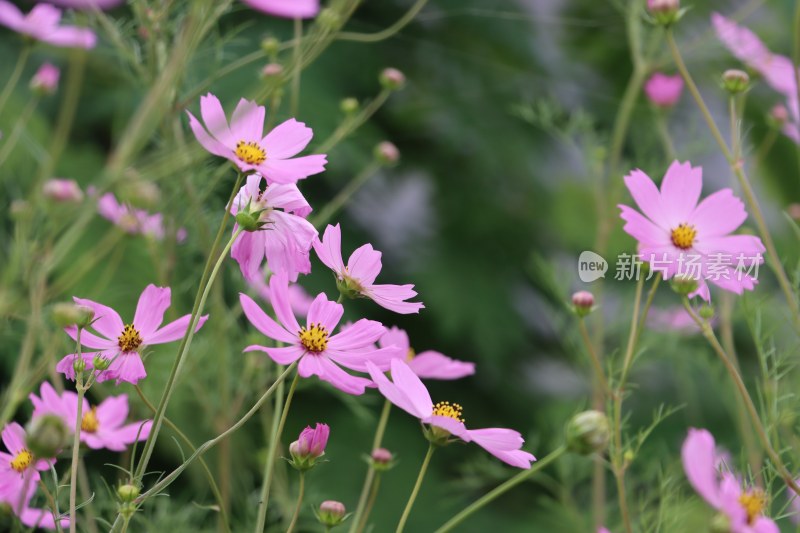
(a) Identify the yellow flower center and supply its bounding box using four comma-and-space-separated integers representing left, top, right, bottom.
738, 490, 766, 524
81, 406, 99, 433
118, 324, 143, 352
299, 323, 329, 353
406, 348, 416, 362
10, 450, 33, 473
670, 223, 697, 249
235, 141, 267, 165
432, 401, 465, 423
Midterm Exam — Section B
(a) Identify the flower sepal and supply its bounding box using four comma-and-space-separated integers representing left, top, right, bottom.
422, 424, 457, 447
335, 275, 363, 300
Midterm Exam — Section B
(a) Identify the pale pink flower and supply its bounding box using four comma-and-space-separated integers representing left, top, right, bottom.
646, 307, 704, 334
682, 428, 778, 533
37, 0, 125, 9
313, 223, 424, 314
0, 1, 95, 48
187, 94, 327, 184
43, 178, 82, 202
56, 285, 208, 384
30, 63, 60, 95
0, 475, 67, 530
97, 192, 185, 242
644, 72, 683, 107
619, 161, 765, 300
248, 269, 314, 317
231, 174, 317, 282
367, 359, 535, 468
29, 382, 151, 452
0, 423, 53, 503
239, 273, 396, 395
241, 0, 319, 19
379, 326, 475, 380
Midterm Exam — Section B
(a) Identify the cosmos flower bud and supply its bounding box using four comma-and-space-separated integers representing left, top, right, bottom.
316, 500, 347, 528
30, 63, 60, 95
647, 0, 681, 26
261, 63, 284, 78
43, 179, 83, 203
380, 68, 406, 91
73, 357, 86, 375
369, 447, 395, 471
699, 305, 715, 320
317, 8, 342, 30
770, 104, 789, 127
644, 73, 683, 108
289, 423, 329, 471
25, 415, 69, 459
261, 37, 280, 55
670, 274, 699, 296
52, 302, 95, 328
340, 97, 359, 114
235, 210, 263, 232
117, 484, 140, 503
565, 410, 610, 455
374, 141, 400, 165
571, 291, 595, 317
92, 355, 111, 371
721, 69, 750, 94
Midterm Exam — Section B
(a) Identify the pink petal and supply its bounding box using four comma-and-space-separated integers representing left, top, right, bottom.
299, 355, 370, 395
264, 210, 316, 281
146, 314, 208, 345
133, 285, 171, 337
306, 294, 344, 332
366, 284, 424, 314
623, 169, 671, 229
327, 318, 385, 351
325, 346, 397, 372
43, 26, 96, 49
424, 415, 470, 441
239, 293, 296, 344
108, 420, 152, 445
408, 351, 476, 380
682, 428, 721, 508
659, 160, 702, 225
1, 422, 25, 454
261, 118, 314, 159
230, 98, 265, 142
347, 244, 383, 286
689, 188, 747, 238
95, 395, 129, 429
366, 361, 425, 418
694, 235, 765, 256
751, 517, 780, 533
379, 326, 410, 352
619, 204, 670, 246
55, 352, 98, 381
259, 154, 327, 185
199, 93, 235, 147
388, 359, 433, 417
0, 1, 23, 28
241, 0, 320, 19
465, 428, 536, 468
231, 229, 264, 282
313, 223, 346, 274
263, 183, 313, 217
64, 325, 115, 350
245, 344, 305, 365
187, 111, 231, 158
268, 272, 302, 333
73, 296, 124, 339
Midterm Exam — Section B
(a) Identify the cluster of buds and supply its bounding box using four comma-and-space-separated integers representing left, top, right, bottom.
289, 423, 329, 471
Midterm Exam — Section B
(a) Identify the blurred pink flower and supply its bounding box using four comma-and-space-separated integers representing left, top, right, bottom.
0, 423, 53, 504
682, 428, 778, 533
56, 285, 208, 385
0, 472, 66, 530
619, 161, 764, 300
241, 0, 319, 19
187, 94, 327, 184
367, 359, 536, 468
646, 307, 705, 334
644, 73, 683, 107
239, 273, 396, 395
29, 382, 151, 451
37, 0, 125, 9
30, 63, 60, 95
313, 223, 424, 314
248, 270, 314, 317
0, 1, 95, 48
43, 178, 82, 202
97, 192, 185, 242
379, 326, 475, 380
231, 174, 317, 282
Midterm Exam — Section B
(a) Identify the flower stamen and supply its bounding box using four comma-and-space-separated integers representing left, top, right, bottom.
10, 450, 33, 473
118, 324, 142, 352
739, 490, 766, 524
671, 223, 697, 249
299, 323, 329, 353
432, 401, 465, 423
81, 406, 99, 433
235, 141, 266, 165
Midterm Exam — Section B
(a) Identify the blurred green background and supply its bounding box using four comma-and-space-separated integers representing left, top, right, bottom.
2, 0, 800, 531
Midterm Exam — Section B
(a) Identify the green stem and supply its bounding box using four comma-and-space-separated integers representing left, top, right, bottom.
356, 473, 382, 533
68, 330, 84, 533
0, 96, 39, 168
395, 443, 435, 533
631, 274, 661, 348
653, 109, 676, 160
134, 171, 245, 481
253, 370, 300, 532
0, 45, 31, 117
350, 398, 393, 533
336, 0, 428, 42
315, 90, 391, 154
291, 18, 303, 116
792, 0, 800, 182
311, 162, 381, 228
666, 29, 800, 333
577, 319, 611, 397
434, 446, 566, 532
286, 473, 305, 533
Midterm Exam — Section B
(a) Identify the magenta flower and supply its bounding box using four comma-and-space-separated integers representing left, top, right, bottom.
0, 476, 67, 530
239, 273, 396, 395
43, 178, 82, 202
682, 428, 778, 533
30, 63, 60, 95
187, 94, 327, 184
231, 174, 317, 282
97, 192, 186, 242
38, 0, 125, 9
241, 0, 320, 19
366, 359, 536, 469
379, 326, 475, 380
29, 382, 151, 452
0, 423, 53, 502
291, 423, 329, 459
0, 1, 96, 48
313, 224, 424, 314
644, 72, 683, 107
619, 161, 765, 300
56, 285, 208, 385
248, 269, 314, 317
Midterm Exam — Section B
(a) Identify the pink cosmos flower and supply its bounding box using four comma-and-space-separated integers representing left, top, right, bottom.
29, 382, 151, 452
646, 307, 707, 334
231, 174, 317, 282
313, 224, 424, 314
56, 285, 208, 385
0, 423, 53, 502
682, 428, 778, 533
37, 0, 125, 9
97, 192, 186, 242
0, 1, 96, 48
248, 269, 314, 317
30, 63, 60, 95
0, 476, 67, 530
644, 73, 684, 107
239, 273, 396, 395
187, 94, 327, 184
241, 0, 320, 19
43, 178, 82, 202
291, 423, 329, 459
379, 326, 475, 380
619, 161, 765, 301
366, 359, 536, 469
